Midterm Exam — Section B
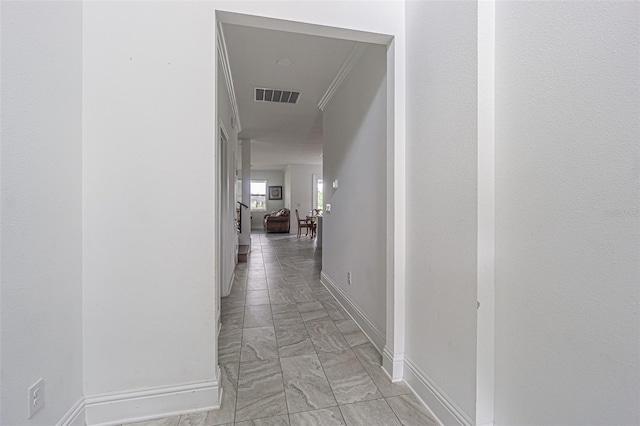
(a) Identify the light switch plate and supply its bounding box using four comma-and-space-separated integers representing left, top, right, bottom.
325, 204, 331, 213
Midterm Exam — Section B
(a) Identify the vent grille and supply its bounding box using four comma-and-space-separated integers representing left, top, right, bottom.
255, 88, 301, 104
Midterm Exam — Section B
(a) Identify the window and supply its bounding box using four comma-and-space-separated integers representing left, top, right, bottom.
250, 180, 267, 211
317, 179, 324, 211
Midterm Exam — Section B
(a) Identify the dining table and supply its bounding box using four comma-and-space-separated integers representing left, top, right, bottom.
306, 214, 318, 238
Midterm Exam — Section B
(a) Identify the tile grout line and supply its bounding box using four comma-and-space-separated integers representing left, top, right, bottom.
233, 233, 405, 425
271, 236, 295, 426
233, 238, 253, 423
232, 265, 247, 424
263, 238, 292, 420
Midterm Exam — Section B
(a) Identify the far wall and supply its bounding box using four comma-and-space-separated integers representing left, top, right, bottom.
284, 164, 323, 234
251, 169, 285, 230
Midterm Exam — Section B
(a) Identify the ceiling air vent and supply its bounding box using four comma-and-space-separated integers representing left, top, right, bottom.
255, 88, 301, 104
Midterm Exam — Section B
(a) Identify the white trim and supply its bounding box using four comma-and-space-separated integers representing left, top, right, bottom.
385, 38, 406, 392
216, 11, 393, 45
222, 268, 235, 298
477, 1, 496, 425
320, 271, 386, 351
212, 17, 406, 426
84, 380, 220, 426
317, 43, 368, 111
219, 119, 230, 146
215, 365, 222, 406
216, 23, 242, 132
57, 397, 85, 426
403, 357, 473, 426
382, 346, 404, 383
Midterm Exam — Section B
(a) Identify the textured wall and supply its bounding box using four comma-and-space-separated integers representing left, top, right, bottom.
404, 1, 479, 421
322, 44, 388, 337
1, 1, 84, 424
82, 0, 217, 400
494, 2, 640, 424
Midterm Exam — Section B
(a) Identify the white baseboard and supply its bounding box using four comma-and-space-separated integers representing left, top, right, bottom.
84, 379, 220, 426
222, 271, 236, 298
382, 346, 405, 382
57, 397, 85, 426
403, 357, 473, 426
320, 271, 386, 351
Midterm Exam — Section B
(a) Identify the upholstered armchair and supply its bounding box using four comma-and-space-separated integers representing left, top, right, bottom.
264, 208, 291, 233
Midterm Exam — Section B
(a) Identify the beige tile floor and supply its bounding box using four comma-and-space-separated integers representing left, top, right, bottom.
126, 232, 438, 426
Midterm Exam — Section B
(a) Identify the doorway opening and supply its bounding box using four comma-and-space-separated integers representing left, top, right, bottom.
214, 10, 405, 384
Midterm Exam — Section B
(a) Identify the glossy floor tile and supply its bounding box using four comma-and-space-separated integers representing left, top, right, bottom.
243, 305, 273, 328
126, 232, 438, 426
235, 415, 290, 426
317, 349, 382, 404
339, 399, 402, 426
386, 393, 440, 425
240, 326, 278, 362
288, 407, 346, 426
125, 417, 181, 426
353, 343, 412, 398
280, 354, 337, 413
305, 320, 350, 353
275, 322, 316, 358
334, 319, 369, 348
235, 359, 288, 421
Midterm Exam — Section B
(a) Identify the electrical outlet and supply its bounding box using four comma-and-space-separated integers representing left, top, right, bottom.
347, 271, 352, 285
27, 378, 44, 418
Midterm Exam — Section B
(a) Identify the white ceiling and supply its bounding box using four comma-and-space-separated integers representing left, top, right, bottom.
222, 23, 356, 169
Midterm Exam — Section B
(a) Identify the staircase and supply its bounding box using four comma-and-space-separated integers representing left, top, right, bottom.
238, 244, 250, 263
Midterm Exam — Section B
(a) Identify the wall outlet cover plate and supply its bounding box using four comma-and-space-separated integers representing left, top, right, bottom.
27, 378, 44, 418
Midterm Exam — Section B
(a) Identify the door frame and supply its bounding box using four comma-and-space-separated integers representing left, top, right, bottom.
213, 9, 406, 381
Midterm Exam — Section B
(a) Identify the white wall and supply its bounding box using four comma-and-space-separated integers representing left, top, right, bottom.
476, 2, 496, 424
3, 1, 406, 424
322, 44, 387, 344
285, 165, 322, 234
284, 167, 292, 220
494, 2, 640, 424
80, 1, 406, 420
0, 1, 84, 424
250, 169, 285, 230
218, 54, 239, 298
82, 2, 218, 422
404, 1, 478, 423
239, 140, 252, 246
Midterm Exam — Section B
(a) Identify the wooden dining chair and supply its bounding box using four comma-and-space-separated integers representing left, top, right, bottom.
295, 209, 313, 238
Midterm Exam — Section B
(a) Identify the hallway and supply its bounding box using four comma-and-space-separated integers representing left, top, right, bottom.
127, 233, 437, 426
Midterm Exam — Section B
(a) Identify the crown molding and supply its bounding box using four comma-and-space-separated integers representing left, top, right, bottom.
318, 42, 368, 112
216, 23, 242, 132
